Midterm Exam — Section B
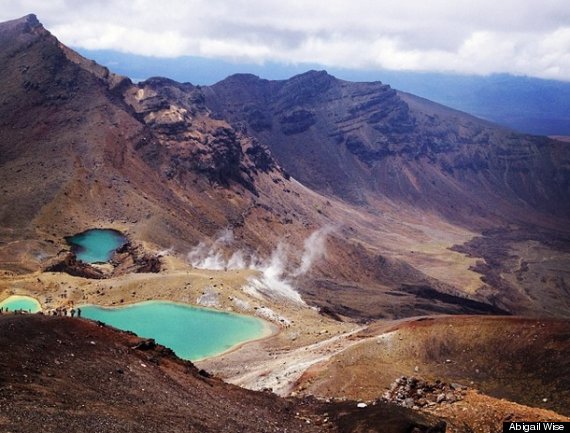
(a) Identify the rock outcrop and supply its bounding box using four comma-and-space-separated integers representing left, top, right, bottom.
124, 77, 280, 194
45, 242, 161, 279
383, 376, 467, 409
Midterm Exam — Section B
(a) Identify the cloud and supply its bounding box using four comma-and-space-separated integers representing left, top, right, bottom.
1, 0, 569, 80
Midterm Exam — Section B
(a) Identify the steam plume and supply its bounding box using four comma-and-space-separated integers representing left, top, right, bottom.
188, 226, 334, 303
292, 226, 334, 277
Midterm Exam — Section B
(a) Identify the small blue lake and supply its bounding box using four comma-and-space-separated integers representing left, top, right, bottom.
0, 295, 42, 313
66, 229, 127, 263
80, 301, 269, 360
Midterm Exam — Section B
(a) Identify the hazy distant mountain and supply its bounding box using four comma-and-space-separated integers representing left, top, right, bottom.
79, 48, 570, 135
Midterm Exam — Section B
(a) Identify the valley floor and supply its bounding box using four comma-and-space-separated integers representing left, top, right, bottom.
2, 256, 569, 431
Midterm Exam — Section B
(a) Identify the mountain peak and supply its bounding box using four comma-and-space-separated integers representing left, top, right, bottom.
0, 13, 43, 34
0, 14, 132, 92
298, 69, 332, 77
221, 72, 265, 84
20, 13, 40, 27
288, 69, 337, 84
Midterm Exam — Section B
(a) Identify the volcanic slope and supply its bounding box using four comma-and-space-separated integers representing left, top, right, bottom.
292, 315, 570, 432
203, 71, 570, 317
0, 314, 448, 433
0, 14, 326, 275
1, 13, 569, 321
204, 71, 570, 224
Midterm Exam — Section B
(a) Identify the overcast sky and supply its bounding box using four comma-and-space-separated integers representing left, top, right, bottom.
2, 0, 570, 80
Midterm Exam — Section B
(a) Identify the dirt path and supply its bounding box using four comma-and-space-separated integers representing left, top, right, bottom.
223, 326, 367, 395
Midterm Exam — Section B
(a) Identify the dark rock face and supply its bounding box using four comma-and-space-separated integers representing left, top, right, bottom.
245, 138, 276, 172
204, 71, 570, 225
194, 126, 245, 186
279, 70, 335, 106
280, 109, 316, 135
345, 134, 393, 164
245, 105, 273, 132
45, 253, 105, 279
110, 242, 163, 275
124, 78, 280, 194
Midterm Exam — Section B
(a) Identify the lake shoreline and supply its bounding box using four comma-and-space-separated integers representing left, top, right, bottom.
0, 265, 357, 398
66, 228, 127, 263
0, 294, 42, 313
78, 299, 277, 361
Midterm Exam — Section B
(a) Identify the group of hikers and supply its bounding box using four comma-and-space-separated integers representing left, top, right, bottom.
49, 307, 82, 317
0, 307, 33, 314
1, 307, 34, 314
0, 305, 82, 317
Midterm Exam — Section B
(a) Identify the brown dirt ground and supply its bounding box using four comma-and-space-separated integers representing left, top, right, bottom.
0, 314, 446, 433
293, 315, 570, 428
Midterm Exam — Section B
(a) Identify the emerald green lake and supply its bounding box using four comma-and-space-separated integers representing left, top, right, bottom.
66, 229, 127, 263
80, 301, 269, 360
0, 295, 42, 313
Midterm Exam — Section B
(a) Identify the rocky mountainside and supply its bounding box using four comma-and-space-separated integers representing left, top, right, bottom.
202, 70, 570, 318
204, 71, 570, 226
1, 14, 569, 320
1, 14, 570, 433
0, 314, 447, 433
0, 15, 311, 272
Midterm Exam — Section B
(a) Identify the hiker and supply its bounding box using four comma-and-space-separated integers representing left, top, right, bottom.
70, 308, 75, 317
77, 308, 81, 318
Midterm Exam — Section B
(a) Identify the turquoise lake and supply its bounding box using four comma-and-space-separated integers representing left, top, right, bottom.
0, 295, 42, 313
80, 301, 269, 360
66, 229, 127, 263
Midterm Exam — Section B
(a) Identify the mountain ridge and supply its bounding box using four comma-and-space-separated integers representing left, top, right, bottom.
1, 14, 569, 320
205, 70, 570, 225
1, 14, 570, 432
76, 47, 570, 135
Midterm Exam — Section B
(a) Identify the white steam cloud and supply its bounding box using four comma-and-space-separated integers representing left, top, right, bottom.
188, 226, 334, 304
187, 228, 235, 270
246, 242, 303, 304
293, 225, 334, 277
